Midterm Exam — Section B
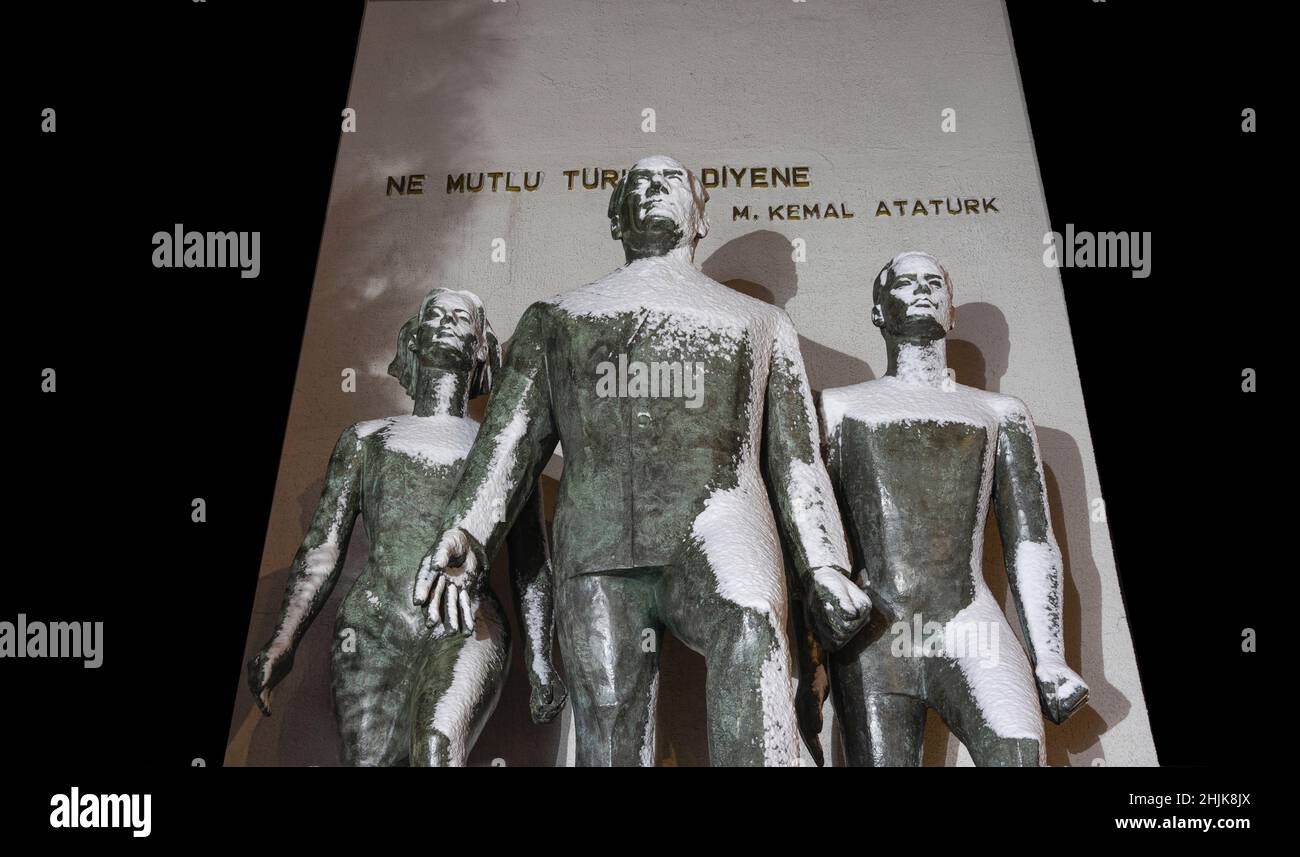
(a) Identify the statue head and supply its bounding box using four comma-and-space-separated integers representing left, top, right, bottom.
388, 287, 501, 402
608, 155, 710, 260
871, 251, 955, 341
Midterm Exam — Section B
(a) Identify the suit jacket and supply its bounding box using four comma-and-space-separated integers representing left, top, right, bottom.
441, 256, 849, 585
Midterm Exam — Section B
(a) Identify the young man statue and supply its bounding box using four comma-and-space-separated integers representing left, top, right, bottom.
821, 252, 1088, 766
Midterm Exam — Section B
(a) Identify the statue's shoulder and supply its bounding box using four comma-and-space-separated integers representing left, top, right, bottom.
370, 414, 481, 469
685, 272, 790, 338
506, 298, 563, 340
675, 264, 770, 312
982, 391, 1033, 426
521, 297, 561, 320
349, 417, 393, 443
819, 379, 888, 433
822, 377, 890, 402
327, 416, 393, 468
546, 275, 626, 320
937, 386, 1034, 428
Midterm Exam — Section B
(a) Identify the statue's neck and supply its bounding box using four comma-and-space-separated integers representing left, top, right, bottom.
885, 337, 948, 389
412, 367, 469, 418
623, 244, 696, 267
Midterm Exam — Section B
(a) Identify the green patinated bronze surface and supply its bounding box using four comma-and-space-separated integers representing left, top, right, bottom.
413, 155, 870, 766
247, 288, 564, 766
822, 252, 1088, 767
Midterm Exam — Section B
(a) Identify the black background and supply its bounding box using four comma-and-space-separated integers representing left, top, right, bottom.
7, 0, 1271, 838
1009, 1, 1270, 768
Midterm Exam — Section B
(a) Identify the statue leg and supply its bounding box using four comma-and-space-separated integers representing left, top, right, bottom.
845, 693, 927, 766
555, 571, 662, 767
830, 610, 927, 766
926, 596, 1044, 766
659, 544, 799, 767
330, 621, 416, 766
409, 591, 510, 767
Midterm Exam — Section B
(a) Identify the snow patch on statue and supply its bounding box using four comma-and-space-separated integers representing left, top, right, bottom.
639, 672, 659, 767
950, 591, 1044, 745
350, 415, 481, 470
427, 606, 509, 765
759, 643, 799, 766
1012, 540, 1064, 660
453, 390, 533, 545
522, 584, 551, 685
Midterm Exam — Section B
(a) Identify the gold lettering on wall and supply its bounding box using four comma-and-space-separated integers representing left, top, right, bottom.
389, 164, 1000, 225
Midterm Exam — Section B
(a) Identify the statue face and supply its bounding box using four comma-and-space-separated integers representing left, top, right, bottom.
616, 156, 706, 257
874, 255, 953, 339
417, 291, 479, 371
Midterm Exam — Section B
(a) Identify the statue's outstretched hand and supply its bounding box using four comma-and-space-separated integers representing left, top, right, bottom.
1035, 661, 1089, 724
247, 643, 295, 717
806, 566, 872, 652
414, 528, 488, 635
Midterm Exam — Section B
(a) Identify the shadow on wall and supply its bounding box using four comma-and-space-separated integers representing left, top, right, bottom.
1035, 427, 1123, 766
313, 1, 514, 423
948, 301, 1009, 395
226, 3, 568, 766
702, 230, 874, 392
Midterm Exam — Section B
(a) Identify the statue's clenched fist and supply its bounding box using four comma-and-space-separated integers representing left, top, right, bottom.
414, 527, 489, 634
528, 675, 568, 725
806, 565, 872, 652
247, 643, 295, 716
1034, 661, 1089, 725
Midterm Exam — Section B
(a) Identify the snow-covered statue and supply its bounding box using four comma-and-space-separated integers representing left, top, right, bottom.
821, 252, 1089, 766
246, 288, 566, 766
412, 155, 871, 766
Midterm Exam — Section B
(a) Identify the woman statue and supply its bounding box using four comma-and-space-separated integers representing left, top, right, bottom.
247, 287, 565, 765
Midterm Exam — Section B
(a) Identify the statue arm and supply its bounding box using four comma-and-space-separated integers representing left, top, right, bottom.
506, 482, 566, 724
415, 302, 559, 631
764, 312, 850, 582
443, 301, 559, 563
763, 312, 869, 650
819, 392, 844, 495
248, 423, 365, 713
993, 399, 1089, 723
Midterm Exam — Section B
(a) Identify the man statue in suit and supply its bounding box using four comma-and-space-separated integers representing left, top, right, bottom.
411, 155, 870, 766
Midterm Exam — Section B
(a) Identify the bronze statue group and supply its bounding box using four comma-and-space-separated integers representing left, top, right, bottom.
248, 156, 1088, 767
